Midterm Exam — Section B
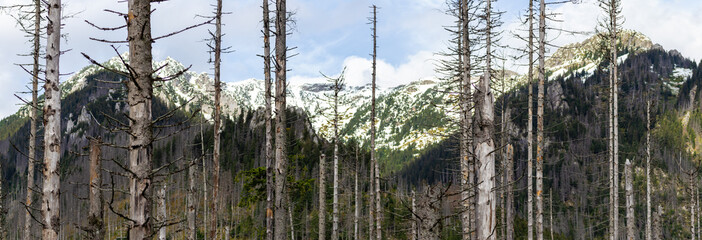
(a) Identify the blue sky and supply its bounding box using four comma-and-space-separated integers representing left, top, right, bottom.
1, 0, 701, 118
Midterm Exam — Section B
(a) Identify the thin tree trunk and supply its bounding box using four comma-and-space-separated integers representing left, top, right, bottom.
612, 4, 620, 238
549, 191, 553, 240
369, 162, 374, 240
355, 146, 360, 240
411, 190, 417, 240
332, 93, 340, 240
527, 0, 535, 238
187, 157, 196, 240
506, 144, 514, 240
459, 0, 474, 239
319, 154, 327, 240
625, 159, 634, 240
692, 172, 697, 240
42, 0, 62, 238
370, 5, 382, 240
201, 119, 208, 240
537, 0, 546, 239
157, 183, 167, 240
274, 0, 289, 238
289, 195, 295, 240
25, 0, 41, 238
210, 0, 223, 237
646, 101, 651, 240
262, 0, 274, 238
88, 139, 104, 240
475, 1, 496, 239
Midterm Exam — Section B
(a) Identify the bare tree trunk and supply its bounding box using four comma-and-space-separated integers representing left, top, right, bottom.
475, 1, 496, 239
506, 144, 514, 240
549, 191, 553, 240
611, 5, 620, 239
527, 0, 535, 238
42, 0, 62, 238
319, 154, 327, 240
289, 195, 295, 240
692, 173, 697, 240
210, 0, 223, 237
355, 147, 360, 240
625, 159, 634, 240
369, 163, 374, 240
25, 0, 41, 238
88, 139, 104, 240
274, 0, 289, 238
157, 183, 167, 240
332, 95, 340, 240
262, 0, 274, 238
187, 157, 196, 240
370, 5, 382, 240
646, 101, 651, 240
201, 121, 208, 240
411, 190, 417, 240
536, 0, 546, 239
459, 0, 474, 239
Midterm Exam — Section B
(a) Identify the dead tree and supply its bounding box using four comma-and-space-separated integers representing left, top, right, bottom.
27, 0, 41, 237
355, 146, 360, 240
505, 144, 514, 240
209, 0, 224, 236
262, 0, 274, 238
157, 182, 167, 240
87, 138, 105, 240
187, 154, 196, 240
527, 1, 535, 239
369, 6, 382, 240
537, 0, 546, 238
319, 154, 327, 240
625, 159, 634, 240
646, 101, 651, 240
42, 0, 62, 238
274, 0, 290, 237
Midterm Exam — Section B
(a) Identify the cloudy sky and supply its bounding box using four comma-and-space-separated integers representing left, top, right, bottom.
0, 0, 701, 118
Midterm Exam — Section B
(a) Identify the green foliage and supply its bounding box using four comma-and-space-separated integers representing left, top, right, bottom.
237, 167, 266, 208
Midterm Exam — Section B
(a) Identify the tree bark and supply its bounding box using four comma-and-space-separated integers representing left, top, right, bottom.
332, 87, 340, 240
157, 183, 167, 240
25, 0, 41, 238
625, 159, 634, 240
263, 0, 274, 238
274, 0, 289, 238
187, 157, 196, 240
459, 0, 474, 239
127, 1, 155, 239
210, 0, 223, 237
411, 190, 417, 240
537, 0, 546, 239
88, 139, 104, 240
355, 146, 360, 240
371, 6, 382, 240
42, 0, 62, 238
506, 144, 514, 240
369, 162, 374, 240
200, 121, 208, 240
527, 0, 535, 238
646, 101, 651, 240
319, 154, 327, 240
475, 1, 496, 239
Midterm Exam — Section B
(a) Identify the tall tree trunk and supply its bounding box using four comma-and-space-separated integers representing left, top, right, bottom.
536, 0, 546, 239
289, 195, 295, 240
605, 1, 620, 239
369, 162, 374, 240
506, 144, 514, 240
355, 146, 360, 240
549, 191, 553, 240
88, 139, 104, 240
475, 1, 496, 239
459, 0, 474, 239
157, 183, 167, 240
527, 0, 535, 238
319, 154, 327, 240
274, 0, 289, 238
371, 6, 382, 240
262, 0, 274, 238
210, 0, 223, 237
646, 101, 651, 240
187, 157, 196, 240
411, 190, 417, 240
625, 159, 634, 240
692, 172, 697, 240
42, 0, 62, 238
200, 121, 208, 240
25, 0, 41, 238
332, 91, 340, 240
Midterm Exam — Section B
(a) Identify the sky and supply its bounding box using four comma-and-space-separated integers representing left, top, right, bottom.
0, 0, 701, 118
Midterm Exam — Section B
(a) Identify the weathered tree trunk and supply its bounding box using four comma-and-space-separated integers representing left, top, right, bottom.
319, 154, 327, 240
210, 0, 223, 237
536, 0, 546, 239
418, 185, 441, 240
625, 159, 634, 240
653, 205, 662, 240
127, 1, 155, 238
527, 0, 535, 238
370, 5, 382, 240
274, 0, 289, 238
475, 1, 496, 239
549, 191, 553, 240
692, 173, 697, 240
646, 101, 651, 240
200, 121, 208, 240
262, 0, 274, 238
88, 139, 104, 240
187, 157, 196, 240
459, 0, 474, 239
611, 1, 620, 237
25, 0, 41, 238
289, 195, 295, 240
411, 190, 417, 240
506, 144, 514, 240
332, 90, 340, 240
157, 183, 167, 240
355, 147, 360, 240
42, 0, 62, 238
369, 163, 374, 240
